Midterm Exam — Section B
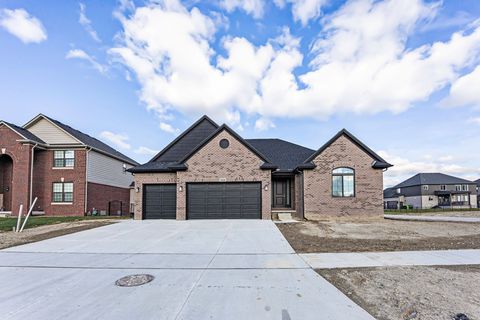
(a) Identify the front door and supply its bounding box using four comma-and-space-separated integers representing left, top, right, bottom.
273, 178, 291, 208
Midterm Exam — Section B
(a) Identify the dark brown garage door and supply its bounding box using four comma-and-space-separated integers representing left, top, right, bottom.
143, 184, 176, 219
187, 182, 261, 219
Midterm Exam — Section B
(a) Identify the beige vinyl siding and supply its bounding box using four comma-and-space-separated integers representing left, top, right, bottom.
87, 150, 133, 188
27, 118, 79, 144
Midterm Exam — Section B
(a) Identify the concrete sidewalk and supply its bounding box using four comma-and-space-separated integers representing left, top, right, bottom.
385, 214, 480, 223
0, 220, 374, 320
301, 249, 480, 269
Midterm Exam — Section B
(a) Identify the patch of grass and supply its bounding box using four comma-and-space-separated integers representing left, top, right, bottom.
0, 216, 130, 232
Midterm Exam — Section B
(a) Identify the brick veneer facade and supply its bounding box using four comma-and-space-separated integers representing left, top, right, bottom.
32, 149, 87, 216
0, 125, 32, 213
133, 130, 272, 220
87, 182, 130, 215
303, 135, 384, 219
1, 123, 133, 216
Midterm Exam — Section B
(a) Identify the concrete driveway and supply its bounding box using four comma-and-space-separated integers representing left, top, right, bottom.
0, 220, 373, 320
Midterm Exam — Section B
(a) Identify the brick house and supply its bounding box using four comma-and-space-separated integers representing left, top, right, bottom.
0, 114, 138, 216
130, 115, 392, 220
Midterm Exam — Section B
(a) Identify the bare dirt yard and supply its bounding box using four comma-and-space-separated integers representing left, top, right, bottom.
277, 219, 480, 252
318, 265, 480, 320
0, 219, 118, 249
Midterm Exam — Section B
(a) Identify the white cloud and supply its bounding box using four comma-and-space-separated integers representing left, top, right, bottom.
254, 117, 275, 131
110, 0, 480, 130
66, 49, 107, 74
159, 122, 179, 134
79, 3, 101, 42
134, 146, 158, 155
99, 131, 131, 149
442, 65, 480, 108
275, 0, 328, 25
468, 117, 480, 125
220, 0, 265, 19
0, 8, 47, 43
379, 150, 478, 187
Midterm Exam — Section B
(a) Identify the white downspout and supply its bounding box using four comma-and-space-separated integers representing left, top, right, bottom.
29, 143, 38, 207
84, 147, 92, 215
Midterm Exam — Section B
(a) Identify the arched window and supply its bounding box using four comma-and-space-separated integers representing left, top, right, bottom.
332, 167, 355, 197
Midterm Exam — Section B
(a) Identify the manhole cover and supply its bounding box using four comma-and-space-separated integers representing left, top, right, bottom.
115, 274, 154, 287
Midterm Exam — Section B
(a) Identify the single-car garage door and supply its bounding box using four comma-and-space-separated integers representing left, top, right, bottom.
187, 182, 261, 219
143, 184, 176, 219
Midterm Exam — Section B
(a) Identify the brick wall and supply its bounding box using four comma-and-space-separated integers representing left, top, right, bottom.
87, 182, 130, 215
133, 130, 272, 220
177, 130, 271, 220
37, 149, 87, 216
0, 125, 32, 215
304, 135, 384, 219
133, 173, 177, 220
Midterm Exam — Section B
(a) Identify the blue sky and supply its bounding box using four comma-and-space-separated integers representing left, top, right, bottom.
0, 0, 479, 186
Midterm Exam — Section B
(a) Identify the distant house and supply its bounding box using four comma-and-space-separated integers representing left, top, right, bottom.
384, 173, 478, 210
0, 114, 138, 216
476, 179, 480, 208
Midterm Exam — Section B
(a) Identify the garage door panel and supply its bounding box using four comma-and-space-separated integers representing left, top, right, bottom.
187, 182, 261, 219
143, 184, 176, 219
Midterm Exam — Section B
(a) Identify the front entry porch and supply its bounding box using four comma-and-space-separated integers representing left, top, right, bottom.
272, 177, 293, 209
0, 154, 13, 212
436, 191, 472, 208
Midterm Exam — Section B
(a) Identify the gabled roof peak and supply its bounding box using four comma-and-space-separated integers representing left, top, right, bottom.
149, 115, 219, 163
304, 128, 392, 169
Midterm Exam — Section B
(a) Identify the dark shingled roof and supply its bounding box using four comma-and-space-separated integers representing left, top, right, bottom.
0, 121, 45, 144
41, 115, 138, 165
151, 116, 218, 163
246, 139, 315, 170
383, 187, 401, 198
394, 173, 475, 188
475, 179, 480, 187
130, 116, 393, 173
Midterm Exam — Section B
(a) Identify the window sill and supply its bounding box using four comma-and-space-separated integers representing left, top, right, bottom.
52, 167, 74, 170
51, 202, 73, 205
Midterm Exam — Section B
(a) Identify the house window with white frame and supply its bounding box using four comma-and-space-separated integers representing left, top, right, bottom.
423, 185, 429, 191
440, 185, 446, 191
462, 185, 469, 191
53, 150, 75, 168
455, 185, 462, 191
52, 182, 74, 203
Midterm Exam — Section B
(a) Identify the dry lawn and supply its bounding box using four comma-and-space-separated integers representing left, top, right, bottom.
277, 219, 480, 252
0, 219, 117, 249
319, 265, 480, 320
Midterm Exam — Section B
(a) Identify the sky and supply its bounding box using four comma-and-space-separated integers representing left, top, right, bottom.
0, 0, 479, 187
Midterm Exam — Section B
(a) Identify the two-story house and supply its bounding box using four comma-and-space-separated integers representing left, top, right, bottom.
476, 179, 480, 208
384, 173, 478, 209
0, 114, 138, 216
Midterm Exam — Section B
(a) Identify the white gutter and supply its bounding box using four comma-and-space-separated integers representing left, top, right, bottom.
29, 143, 38, 207
84, 147, 92, 214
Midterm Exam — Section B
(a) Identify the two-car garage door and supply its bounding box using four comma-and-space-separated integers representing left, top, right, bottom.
187, 183, 261, 219
143, 182, 261, 219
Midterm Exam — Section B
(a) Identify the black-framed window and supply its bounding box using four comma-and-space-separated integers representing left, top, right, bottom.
52, 182, 74, 203
53, 150, 74, 168
332, 167, 355, 197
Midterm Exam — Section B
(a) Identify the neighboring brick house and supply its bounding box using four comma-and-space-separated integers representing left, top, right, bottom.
0, 114, 138, 216
384, 173, 478, 210
130, 115, 392, 220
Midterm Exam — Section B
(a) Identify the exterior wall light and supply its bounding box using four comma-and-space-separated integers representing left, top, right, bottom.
264, 184, 269, 191
179, 186, 183, 192
135, 187, 140, 193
